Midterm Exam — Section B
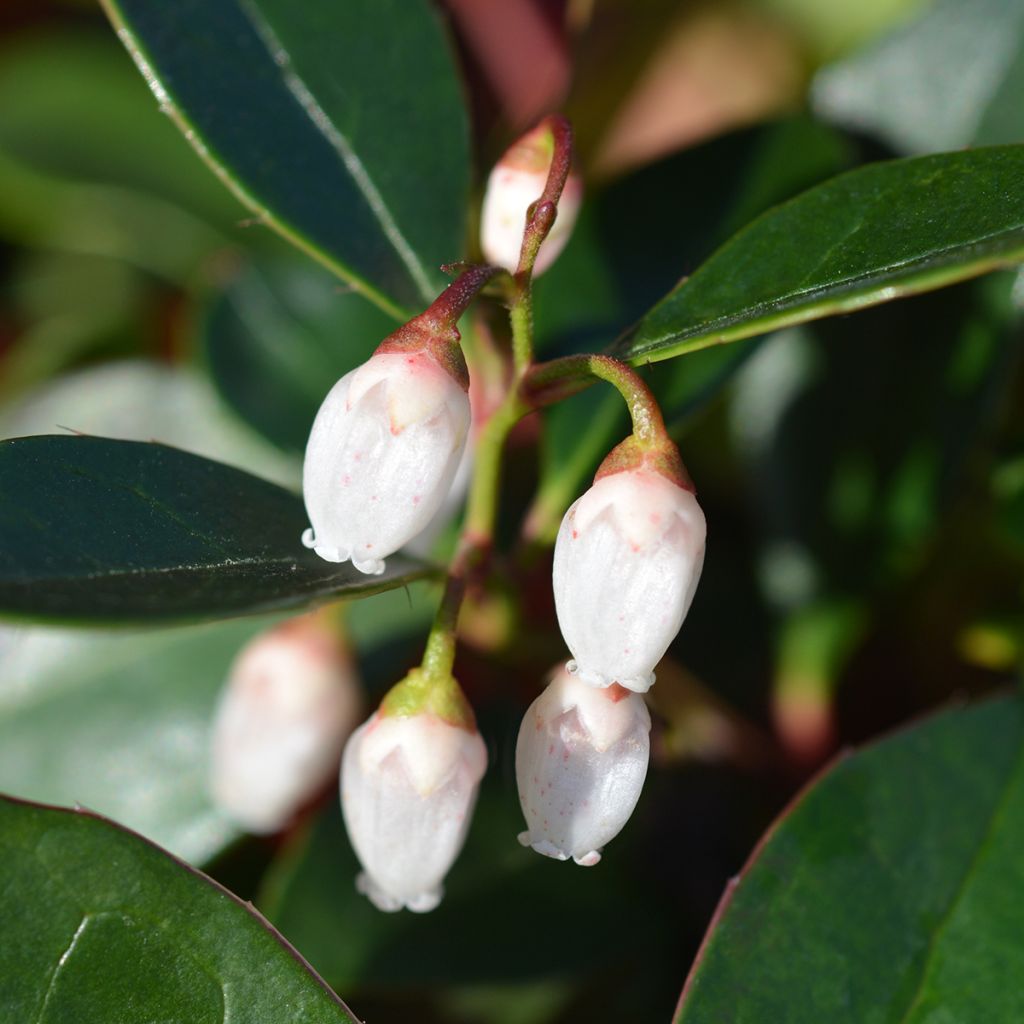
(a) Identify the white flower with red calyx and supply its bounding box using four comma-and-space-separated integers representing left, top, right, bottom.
341, 669, 486, 913
480, 118, 581, 277
553, 437, 706, 693
516, 665, 650, 866
302, 266, 499, 574
209, 614, 361, 834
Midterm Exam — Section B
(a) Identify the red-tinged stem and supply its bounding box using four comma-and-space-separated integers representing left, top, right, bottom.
419, 264, 505, 332
509, 115, 575, 372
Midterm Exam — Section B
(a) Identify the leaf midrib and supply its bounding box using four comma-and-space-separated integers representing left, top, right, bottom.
236, 0, 436, 305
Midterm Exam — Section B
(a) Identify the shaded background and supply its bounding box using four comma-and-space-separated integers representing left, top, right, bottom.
2, 1, 1023, 1021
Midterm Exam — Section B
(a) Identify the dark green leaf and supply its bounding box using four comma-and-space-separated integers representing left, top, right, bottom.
0, 618, 277, 864
0, 795, 358, 1023
0, 435, 431, 624
676, 693, 1024, 1022
101, 0, 470, 317
201, 256, 397, 454
618, 146, 1024, 364
813, 0, 1024, 155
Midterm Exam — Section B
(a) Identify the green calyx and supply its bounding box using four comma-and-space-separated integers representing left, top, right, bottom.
595, 434, 693, 492
379, 667, 476, 731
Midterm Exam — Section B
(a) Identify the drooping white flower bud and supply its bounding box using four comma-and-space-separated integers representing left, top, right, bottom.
209, 615, 361, 834
553, 458, 706, 693
302, 349, 470, 574
341, 700, 487, 912
480, 121, 582, 276
516, 666, 650, 865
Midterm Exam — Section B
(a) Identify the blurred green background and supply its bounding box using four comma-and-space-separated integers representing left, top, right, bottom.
2, 1, 1023, 1021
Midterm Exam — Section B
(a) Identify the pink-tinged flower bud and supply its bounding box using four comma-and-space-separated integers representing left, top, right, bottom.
553, 464, 706, 692
341, 707, 487, 912
480, 123, 582, 276
209, 616, 361, 834
516, 667, 650, 865
302, 349, 470, 574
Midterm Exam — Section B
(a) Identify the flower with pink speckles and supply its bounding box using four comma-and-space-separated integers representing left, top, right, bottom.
516, 666, 650, 866
553, 466, 706, 692
302, 350, 470, 574
341, 708, 487, 912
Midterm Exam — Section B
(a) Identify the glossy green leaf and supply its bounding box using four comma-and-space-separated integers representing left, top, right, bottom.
535, 116, 852, 356
101, 0, 470, 317
676, 693, 1024, 1022
617, 146, 1024, 365
813, 0, 1024, 155
0, 619, 276, 864
201, 256, 397, 454
0, 796, 358, 1023
0, 435, 431, 624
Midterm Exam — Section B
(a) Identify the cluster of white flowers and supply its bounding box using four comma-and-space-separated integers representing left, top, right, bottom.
211, 120, 705, 912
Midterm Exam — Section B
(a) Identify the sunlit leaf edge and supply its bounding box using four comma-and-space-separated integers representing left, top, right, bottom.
618, 147, 1024, 366
98, 0, 417, 321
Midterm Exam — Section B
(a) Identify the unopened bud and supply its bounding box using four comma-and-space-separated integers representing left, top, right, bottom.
209, 616, 361, 834
341, 707, 487, 912
553, 463, 706, 692
302, 348, 470, 574
480, 123, 581, 276
516, 666, 650, 865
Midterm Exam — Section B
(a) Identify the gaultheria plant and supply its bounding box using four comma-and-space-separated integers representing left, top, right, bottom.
516, 666, 651, 865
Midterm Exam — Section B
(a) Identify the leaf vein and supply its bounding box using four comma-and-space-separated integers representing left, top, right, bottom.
236, 0, 435, 304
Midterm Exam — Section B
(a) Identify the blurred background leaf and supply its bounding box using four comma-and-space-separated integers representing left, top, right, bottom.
814, 0, 1024, 155
0, 620, 260, 864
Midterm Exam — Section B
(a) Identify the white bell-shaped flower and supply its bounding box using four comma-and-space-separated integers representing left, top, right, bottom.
516, 667, 651, 865
209, 615, 361, 834
302, 350, 470, 574
553, 466, 706, 692
341, 708, 487, 912
480, 123, 581, 276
